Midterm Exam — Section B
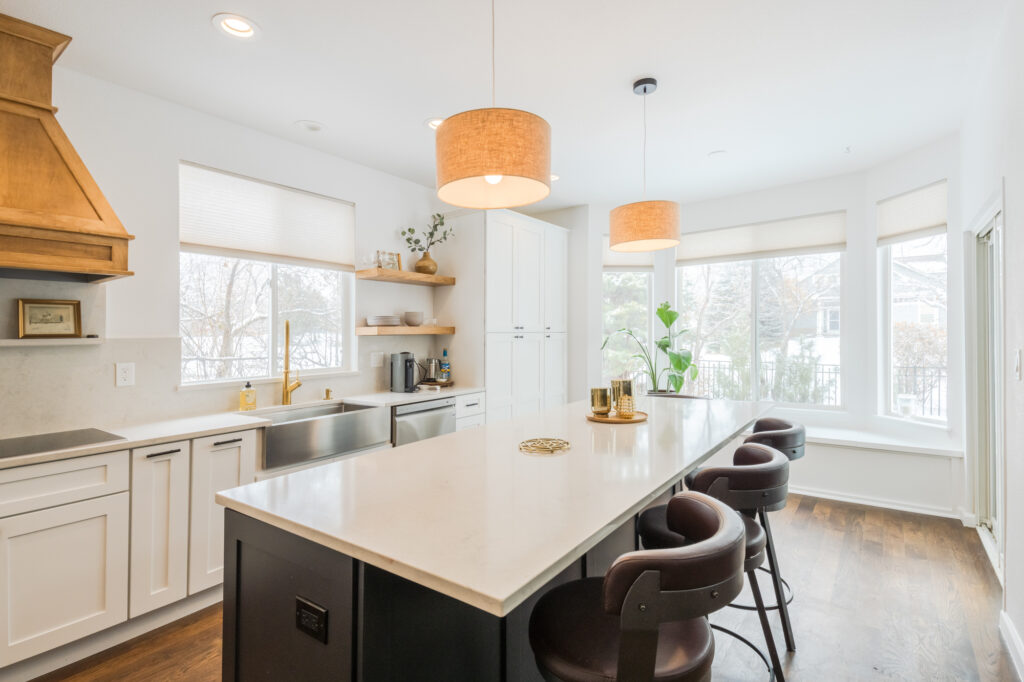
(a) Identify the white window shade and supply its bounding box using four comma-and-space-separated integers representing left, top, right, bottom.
675, 211, 846, 265
876, 180, 947, 245
179, 162, 355, 269
603, 234, 654, 270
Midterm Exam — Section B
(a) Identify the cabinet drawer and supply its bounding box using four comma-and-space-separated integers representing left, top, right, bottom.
455, 414, 485, 431
0, 451, 129, 519
456, 392, 486, 418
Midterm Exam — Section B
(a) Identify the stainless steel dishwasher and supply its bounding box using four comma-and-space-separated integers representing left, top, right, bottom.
392, 398, 456, 446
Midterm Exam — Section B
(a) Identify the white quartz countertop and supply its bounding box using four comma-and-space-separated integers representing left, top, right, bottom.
343, 386, 484, 408
217, 397, 768, 617
0, 413, 270, 470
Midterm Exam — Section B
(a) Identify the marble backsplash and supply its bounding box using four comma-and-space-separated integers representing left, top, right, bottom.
0, 335, 435, 439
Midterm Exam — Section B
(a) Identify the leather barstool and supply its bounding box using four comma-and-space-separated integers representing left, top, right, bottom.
529, 492, 745, 682
744, 418, 805, 461
638, 443, 791, 681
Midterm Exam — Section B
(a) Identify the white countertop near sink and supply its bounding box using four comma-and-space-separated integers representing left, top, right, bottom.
0, 413, 271, 470
217, 397, 768, 617
343, 386, 484, 408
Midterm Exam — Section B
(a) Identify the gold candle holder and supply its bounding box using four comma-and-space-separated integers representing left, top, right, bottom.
610, 379, 635, 418
590, 388, 611, 415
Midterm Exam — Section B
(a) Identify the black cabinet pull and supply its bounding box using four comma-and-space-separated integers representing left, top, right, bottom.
146, 448, 181, 459
464, 401, 480, 408
214, 437, 243, 447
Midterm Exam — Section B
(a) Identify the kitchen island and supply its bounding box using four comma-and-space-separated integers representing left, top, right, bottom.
216, 397, 767, 681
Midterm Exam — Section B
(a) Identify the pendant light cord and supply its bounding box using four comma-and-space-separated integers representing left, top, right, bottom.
491, 0, 496, 107
642, 90, 647, 198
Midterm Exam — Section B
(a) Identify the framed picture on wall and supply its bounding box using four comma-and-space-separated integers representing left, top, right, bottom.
18, 299, 82, 338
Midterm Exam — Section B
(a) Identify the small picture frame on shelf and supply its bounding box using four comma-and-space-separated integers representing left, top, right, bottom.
18, 299, 82, 339
377, 250, 402, 271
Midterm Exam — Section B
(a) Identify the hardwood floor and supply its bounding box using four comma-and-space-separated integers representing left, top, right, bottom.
34, 495, 1016, 681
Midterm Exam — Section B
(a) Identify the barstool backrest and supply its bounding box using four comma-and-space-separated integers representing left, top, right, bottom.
745, 417, 806, 460
602, 492, 746, 679
689, 443, 790, 512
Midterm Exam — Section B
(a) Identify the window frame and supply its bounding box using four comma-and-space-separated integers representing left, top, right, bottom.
674, 249, 846, 410
178, 244, 357, 386
879, 231, 949, 425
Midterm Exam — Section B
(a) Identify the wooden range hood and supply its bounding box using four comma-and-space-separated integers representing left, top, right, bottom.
0, 14, 133, 283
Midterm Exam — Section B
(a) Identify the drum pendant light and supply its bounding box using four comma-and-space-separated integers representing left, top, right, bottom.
609, 78, 680, 252
435, 0, 551, 209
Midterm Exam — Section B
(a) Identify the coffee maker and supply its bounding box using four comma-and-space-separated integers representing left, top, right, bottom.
390, 352, 421, 393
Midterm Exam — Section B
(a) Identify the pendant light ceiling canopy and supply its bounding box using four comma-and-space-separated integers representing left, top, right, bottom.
435, 0, 551, 209
609, 78, 680, 253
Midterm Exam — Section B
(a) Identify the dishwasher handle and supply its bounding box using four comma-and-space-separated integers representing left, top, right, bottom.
393, 398, 457, 416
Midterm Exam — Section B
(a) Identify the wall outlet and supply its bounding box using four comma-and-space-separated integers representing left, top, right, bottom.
115, 362, 135, 387
370, 352, 384, 368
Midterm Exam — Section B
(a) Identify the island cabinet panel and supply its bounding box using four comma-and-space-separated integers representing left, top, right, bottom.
0, 492, 129, 666
223, 510, 355, 682
189, 430, 257, 594
130, 440, 191, 617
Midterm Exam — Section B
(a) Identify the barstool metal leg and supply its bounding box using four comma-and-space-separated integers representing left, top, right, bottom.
749, 568, 785, 682
760, 508, 796, 652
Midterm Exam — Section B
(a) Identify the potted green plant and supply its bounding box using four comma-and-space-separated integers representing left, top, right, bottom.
401, 213, 453, 275
602, 302, 698, 394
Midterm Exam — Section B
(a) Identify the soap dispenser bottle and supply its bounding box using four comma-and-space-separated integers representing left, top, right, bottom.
238, 381, 257, 411
440, 348, 451, 382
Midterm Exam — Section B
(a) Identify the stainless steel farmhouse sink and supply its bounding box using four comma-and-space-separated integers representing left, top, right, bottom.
261, 402, 389, 470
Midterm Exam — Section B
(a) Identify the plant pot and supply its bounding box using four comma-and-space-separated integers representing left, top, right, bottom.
414, 251, 437, 275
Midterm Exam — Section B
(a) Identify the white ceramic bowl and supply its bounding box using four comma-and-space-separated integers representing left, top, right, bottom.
404, 311, 423, 327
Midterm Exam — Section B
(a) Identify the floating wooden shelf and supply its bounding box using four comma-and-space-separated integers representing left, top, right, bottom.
355, 325, 455, 336
355, 268, 455, 287
0, 337, 103, 347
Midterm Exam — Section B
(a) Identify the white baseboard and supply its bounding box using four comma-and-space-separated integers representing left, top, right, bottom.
0, 587, 222, 682
960, 510, 979, 527
999, 610, 1024, 681
977, 526, 1004, 587
788, 485, 958, 519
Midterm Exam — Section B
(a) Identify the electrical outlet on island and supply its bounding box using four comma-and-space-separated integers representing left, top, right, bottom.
115, 362, 135, 387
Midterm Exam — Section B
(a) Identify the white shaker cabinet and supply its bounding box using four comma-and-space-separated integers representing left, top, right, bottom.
130, 440, 190, 618
485, 212, 546, 333
189, 430, 257, 594
543, 226, 568, 333
512, 220, 545, 332
512, 333, 545, 417
485, 215, 516, 332
0, 452, 130, 667
543, 333, 568, 408
485, 333, 515, 423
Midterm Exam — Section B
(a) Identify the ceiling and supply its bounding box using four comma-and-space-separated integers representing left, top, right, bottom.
0, 0, 1006, 211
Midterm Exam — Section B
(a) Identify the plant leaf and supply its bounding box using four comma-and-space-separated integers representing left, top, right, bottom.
655, 301, 679, 330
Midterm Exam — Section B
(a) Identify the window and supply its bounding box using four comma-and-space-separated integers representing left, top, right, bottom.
601, 271, 652, 388
885, 233, 948, 420
676, 253, 841, 405
178, 163, 355, 384
674, 211, 845, 406
601, 235, 653, 390
877, 180, 948, 422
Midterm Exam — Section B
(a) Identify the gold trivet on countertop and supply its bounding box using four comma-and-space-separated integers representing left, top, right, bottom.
519, 438, 571, 455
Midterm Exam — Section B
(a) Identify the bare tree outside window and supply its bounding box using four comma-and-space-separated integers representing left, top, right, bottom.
601, 272, 651, 388
179, 251, 351, 384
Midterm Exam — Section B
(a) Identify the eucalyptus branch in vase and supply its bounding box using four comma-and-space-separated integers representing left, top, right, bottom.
401, 213, 453, 275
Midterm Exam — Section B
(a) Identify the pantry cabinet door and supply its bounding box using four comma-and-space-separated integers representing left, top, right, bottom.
486, 216, 515, 333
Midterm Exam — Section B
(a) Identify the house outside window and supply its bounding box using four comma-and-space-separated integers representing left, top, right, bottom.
877, 181, 948, 422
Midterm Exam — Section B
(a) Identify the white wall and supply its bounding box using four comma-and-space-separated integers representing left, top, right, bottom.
959, 0, 1024, 672
0, 68, 449, 437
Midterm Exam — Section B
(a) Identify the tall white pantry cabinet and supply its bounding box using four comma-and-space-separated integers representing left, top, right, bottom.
485, 210, 568, 423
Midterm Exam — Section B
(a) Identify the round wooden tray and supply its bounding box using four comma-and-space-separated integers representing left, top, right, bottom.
586, 411, 648, 424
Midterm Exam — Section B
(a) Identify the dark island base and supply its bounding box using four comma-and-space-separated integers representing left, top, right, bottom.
222, 509, 639, 682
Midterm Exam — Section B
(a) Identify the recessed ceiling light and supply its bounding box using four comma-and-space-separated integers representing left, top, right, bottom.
425, 118, 445, 130
212, 13, 260, 39
707, 149, 727, 157
550, 174, 559, 181
294, 120, 324, 133
844, 146, 852, 154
